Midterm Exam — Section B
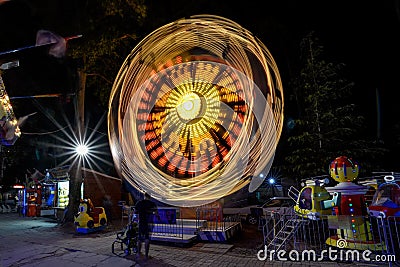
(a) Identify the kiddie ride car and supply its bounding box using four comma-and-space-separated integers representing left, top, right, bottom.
74, 198, 108, 234
368, 175, 400, 218
292, 177, 341, 220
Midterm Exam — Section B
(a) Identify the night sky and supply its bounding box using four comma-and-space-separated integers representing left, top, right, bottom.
1, 0, 400, 172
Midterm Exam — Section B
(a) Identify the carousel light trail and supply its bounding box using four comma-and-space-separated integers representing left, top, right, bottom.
108, 15, 284, 207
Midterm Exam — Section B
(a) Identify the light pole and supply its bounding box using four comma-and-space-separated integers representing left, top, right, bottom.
75, 143, 89, 200
64, 70, 86, 223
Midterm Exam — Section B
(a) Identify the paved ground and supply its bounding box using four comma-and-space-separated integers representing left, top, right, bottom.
0, 213, 387, 266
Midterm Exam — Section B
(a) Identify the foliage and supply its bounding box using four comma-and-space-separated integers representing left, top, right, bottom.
54, 0, 147, 223
283, 32, 387, 181
68, 0, 147, 108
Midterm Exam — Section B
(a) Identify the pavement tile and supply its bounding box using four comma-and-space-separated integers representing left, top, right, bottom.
0, 213, 390, 267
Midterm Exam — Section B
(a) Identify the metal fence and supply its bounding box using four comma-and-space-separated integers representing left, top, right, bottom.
195, 207, 242, 242
262, 212, 400, 265
150, 207, 184, 239
120, 206, 185, 239
196, 207, 241, 231
119, 206, 242, 242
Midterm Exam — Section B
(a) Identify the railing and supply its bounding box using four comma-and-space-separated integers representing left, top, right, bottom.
262, 206, 302, 250
196, 207, 241, 241
261, 213, 400, 264
120, 206, 185, 239
288, 186, 299, 203
150, 207, 184, 239
262, 211, 285, 244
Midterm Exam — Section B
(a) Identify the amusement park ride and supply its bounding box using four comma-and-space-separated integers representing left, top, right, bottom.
1, 31, 110, 234
0, 64, 25, 146
293, 176, 340, 220
292, 155, 400, 250
0, 30, 80, 145
368, 175, 400, 218
324, 156, 384, 249
74, 198, 108, 234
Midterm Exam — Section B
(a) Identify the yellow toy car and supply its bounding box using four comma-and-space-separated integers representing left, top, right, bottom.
74, 199, 107, 234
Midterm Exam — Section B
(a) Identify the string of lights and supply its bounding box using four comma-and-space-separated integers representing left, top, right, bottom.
0, 73, 21, 145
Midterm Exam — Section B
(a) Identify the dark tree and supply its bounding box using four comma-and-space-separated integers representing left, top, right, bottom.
68, 0, 147, 108
61, 0, 147, 223
284, 32, 386, 181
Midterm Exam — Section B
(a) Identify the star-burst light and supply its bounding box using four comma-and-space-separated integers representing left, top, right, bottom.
32, 101, 113, 179
75, 144, 89, 156
54, 117, 111, 175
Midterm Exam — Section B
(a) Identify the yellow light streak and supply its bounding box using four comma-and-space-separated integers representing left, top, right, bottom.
108, 15, 284, 207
